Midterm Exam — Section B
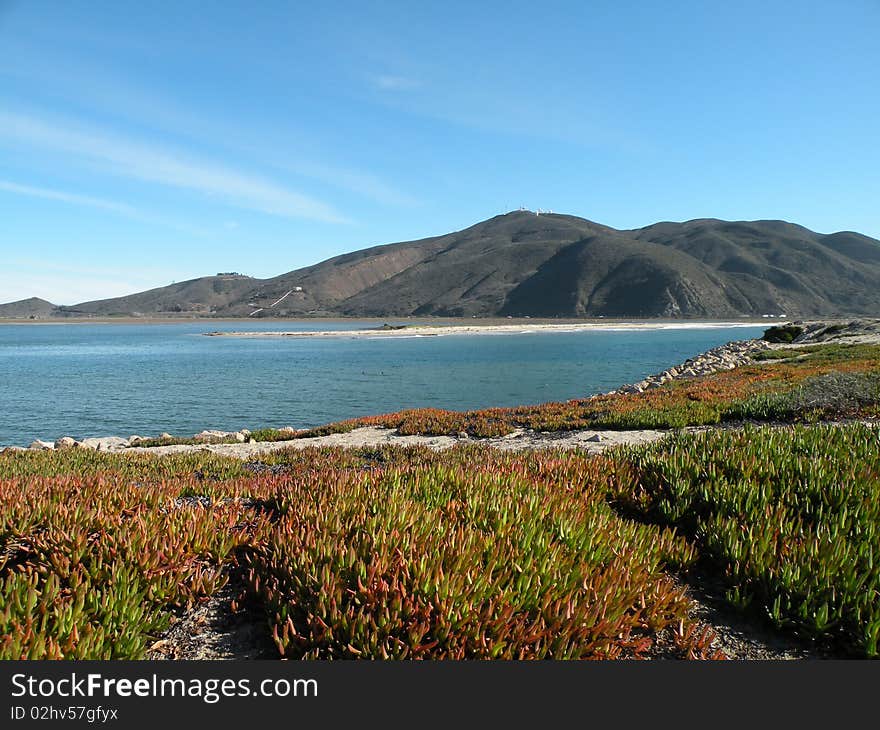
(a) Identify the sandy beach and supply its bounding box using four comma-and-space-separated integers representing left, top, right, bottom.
204, 320, 772, 339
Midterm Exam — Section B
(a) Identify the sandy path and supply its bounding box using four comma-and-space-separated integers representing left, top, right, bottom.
127, 425, 685, 459
126, 417, 877, 460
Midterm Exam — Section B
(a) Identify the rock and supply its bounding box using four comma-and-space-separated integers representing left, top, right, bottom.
54, 436, 78, 450
159, 433, 174, 440
233, 432, 247, 443
193, 429, 236, 443
2, 446, 26, 453
586, 434, 603, 443
128, 435, 146, 446
29, 440, 54, 450
239, 429, 251, 438
457, 431, 469, 439
79, 436, 130, 451
602, 336, 770, 397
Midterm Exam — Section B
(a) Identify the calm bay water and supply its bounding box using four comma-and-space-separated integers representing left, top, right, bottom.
0, 321, 765, 446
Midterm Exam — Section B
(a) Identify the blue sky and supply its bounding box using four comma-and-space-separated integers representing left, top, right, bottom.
1, 0, 878, 304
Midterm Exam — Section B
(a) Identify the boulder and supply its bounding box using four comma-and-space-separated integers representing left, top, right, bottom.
54, 436, 78, 450
79, 436, 130, 452
586, 433, 603, 443
601, 336, 771, 397
29, 440, 54, 450
193, 429, 236, 443
2, 445, 26, 453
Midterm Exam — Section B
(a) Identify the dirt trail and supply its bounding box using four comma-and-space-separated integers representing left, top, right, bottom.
127, 425, 684, 458
147, 571, 274, 660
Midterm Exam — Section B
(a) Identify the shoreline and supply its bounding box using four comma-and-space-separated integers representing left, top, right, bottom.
14, 318, 878, 450
1, 315, 778, 327
204, 321, 770, 339
5, 334, 771, 452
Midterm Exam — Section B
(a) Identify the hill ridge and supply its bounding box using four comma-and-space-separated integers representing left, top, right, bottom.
4, 211, 880, 319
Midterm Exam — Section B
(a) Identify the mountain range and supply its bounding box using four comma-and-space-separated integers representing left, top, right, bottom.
4, 211, 880, 319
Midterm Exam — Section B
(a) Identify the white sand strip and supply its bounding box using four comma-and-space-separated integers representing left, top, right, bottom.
204, 321, 768, 339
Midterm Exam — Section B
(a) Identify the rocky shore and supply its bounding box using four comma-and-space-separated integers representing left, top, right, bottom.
612, 338, 771, 394
14, 429, 256, 453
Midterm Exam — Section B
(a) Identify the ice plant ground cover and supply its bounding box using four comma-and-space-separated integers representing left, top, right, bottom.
612, 424, 880, 657
2, 420, 879, 659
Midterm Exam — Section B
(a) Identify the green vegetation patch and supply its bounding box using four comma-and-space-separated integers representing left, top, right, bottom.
610, 424, 880, 656
751, 349, 800, 361
0, 466, 266, 658
0, 445, 715, 660
762, 324, 804, 343
0, 447, 247, 481
730, 371, 880, 423
241, 448, 702, 659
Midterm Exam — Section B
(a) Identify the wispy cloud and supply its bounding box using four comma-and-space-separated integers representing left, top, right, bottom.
0, 111, 349, 224
1, 48, 416, 208
370, 74, 421, 91
0, 178, 137, 214
0, 177, 210, 236
0, 49, 204, 134
286, 161, 417, 206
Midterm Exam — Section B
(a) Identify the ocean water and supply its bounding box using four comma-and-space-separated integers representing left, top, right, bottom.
0, 321, 765, 446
